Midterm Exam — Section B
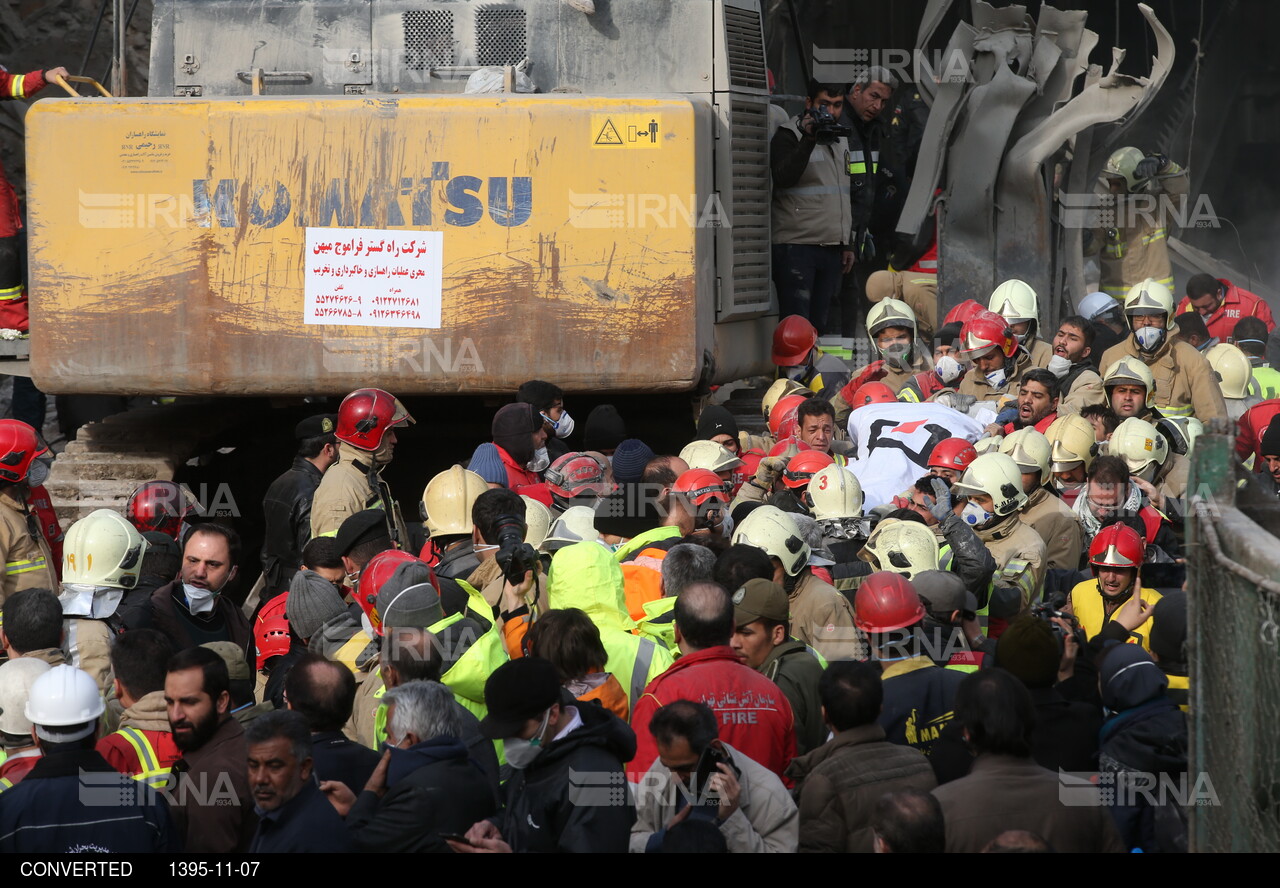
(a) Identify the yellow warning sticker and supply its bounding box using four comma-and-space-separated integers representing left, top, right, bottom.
592, 114, 663, 149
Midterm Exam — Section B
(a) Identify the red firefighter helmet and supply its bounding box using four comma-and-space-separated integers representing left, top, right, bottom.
928, 438, 978, 472
851, 382, 897, 408
254, 594, 292, 670
768, 394, 808, 439
772, 315, 818, 366
336, 388, 415, 451
354, 550, 421, 629
0, 419, 47, 484
854, 571, 926, 633
943, 299, 986, 329
767, 437, 811, 458
1088, 523, 1145, 571
782, 450, 835, 490
544, 452, 614, 507
736, 449, 765, 492
672, 468, 730, 515
961, 310, 1018, 359
126, 481, 198, 539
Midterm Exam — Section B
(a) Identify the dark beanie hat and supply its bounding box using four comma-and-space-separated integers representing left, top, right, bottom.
935, 321, 963, 347
1262, 420, 1280, 458
994, 615, 1060, 689
696, 405, 739, 442
584, 404, 628, 453
592, 483, 655, 539
492, 403, 541, 466
611, 439, 654, 484
1149, 590, 1188, 665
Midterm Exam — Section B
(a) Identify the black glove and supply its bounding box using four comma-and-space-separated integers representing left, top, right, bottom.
1134, 153, 1167, 180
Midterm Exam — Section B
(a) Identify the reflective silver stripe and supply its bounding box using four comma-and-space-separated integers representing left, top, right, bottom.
631, 638, 656, 705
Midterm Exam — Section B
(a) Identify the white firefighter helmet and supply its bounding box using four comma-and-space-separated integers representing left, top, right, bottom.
1123, 279, 1177, 331
421, 466, 487, 538
1106, 417, 1170, 477
679, 439, 744, 474
762, 378, 807, 418
807, 464, 864, 521
867, 298, 917, 338
731, 505, 810, 577
999, 427, 1052, 484
861, 519, 940, 579
520, 495, 553, 549
541, 505, 600, 554
988, 279, 1039, 325
1045, 414, 1098, 473
62, 508, 147, 590
952, 452, 1029, 516
1104, 146, 1146, 191
1205, 342, 1260, 400
1102, 356, 1157, 409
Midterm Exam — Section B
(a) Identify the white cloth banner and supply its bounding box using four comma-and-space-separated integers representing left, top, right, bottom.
846, 402, 988, 507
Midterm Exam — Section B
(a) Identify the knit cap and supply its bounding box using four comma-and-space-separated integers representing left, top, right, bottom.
286, 569, 347, 640
468, 442, 508, 486
610, 438, 654, 484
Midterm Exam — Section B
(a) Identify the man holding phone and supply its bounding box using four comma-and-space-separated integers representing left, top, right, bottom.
630, 700, 797, 853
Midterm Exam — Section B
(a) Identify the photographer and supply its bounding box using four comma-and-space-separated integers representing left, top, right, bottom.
467, 488, 547, 624
770, 79, 855, 331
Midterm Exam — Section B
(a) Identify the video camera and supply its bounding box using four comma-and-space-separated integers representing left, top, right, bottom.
806, 105, 851, 143
492, 513, 539, 587
1031, 594, 1088, 652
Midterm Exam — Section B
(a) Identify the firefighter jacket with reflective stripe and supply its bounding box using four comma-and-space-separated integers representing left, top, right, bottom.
1092, 162, 1188, 297
310, 442, 386, 539
1099, 336, 1227, 421
0, 486, 56, 602
974, 513, 1047, 619
848, 114, 887, 237
96, 689, 183, 781
545, 541, 672, 713
0, 69, 48, 240
770, 120, 853, 246
1175, 278, 1276, 342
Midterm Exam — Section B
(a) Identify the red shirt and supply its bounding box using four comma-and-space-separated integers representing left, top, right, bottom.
1175, 278, 1276, 342
494, 444, 553, 507
1236, 398, 1280, 466
1003, 412, 1057, 436
628, 645, 796, 784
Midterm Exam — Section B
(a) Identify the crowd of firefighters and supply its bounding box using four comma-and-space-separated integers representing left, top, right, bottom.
0, 255, 1273, 852
1, 51, 1278, 855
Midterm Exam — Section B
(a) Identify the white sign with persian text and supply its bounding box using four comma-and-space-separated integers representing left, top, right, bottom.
304, 228, 443, 329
